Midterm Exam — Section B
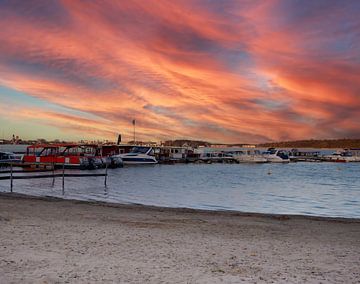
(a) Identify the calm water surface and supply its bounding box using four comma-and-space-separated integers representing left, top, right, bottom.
1, 163, 359, 218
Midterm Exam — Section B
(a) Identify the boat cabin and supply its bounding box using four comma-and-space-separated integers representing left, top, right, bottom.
24, 145, 59, 164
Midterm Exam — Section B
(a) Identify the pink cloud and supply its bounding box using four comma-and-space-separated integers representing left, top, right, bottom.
0, 0, 359, 142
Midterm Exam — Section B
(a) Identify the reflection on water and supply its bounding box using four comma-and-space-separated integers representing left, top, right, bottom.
0, 163, 359, 218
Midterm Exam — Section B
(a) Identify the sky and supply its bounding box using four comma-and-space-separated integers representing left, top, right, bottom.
0, 0, 359, 143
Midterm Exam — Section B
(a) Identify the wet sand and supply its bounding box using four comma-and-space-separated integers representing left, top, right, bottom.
0, 193, 360, 283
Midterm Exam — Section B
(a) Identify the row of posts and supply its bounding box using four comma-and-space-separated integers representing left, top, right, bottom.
7, 161, 108, 194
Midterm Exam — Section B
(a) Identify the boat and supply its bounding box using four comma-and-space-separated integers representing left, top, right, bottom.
262, 148, 290, 163
22, 145, 60, 166
154, 146, 193, 163
232, 150, 268, 163
199, 151, 235, 163
22, 144, 123, 169
115, 146, 157, 165
97, 144, 125, 168
289, 149, 321, 162
323, 150, 359, 163
57, 144, 103, 169
0, 151, 22, 166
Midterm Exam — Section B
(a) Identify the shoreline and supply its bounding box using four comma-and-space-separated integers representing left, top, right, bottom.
1, 192, 360, 283
1, 192, 359, 223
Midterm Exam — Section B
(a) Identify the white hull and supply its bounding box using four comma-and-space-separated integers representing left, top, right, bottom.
122, 160, 157, 165
263, 155, 290, 163
235, 156, 268, 163
262, 149, 290, 163
323, 155, 356, 162
266, 157, 290, 163
115, 153, 157, 165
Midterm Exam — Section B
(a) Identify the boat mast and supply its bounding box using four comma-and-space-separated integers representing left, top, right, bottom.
132, 119, 136, 145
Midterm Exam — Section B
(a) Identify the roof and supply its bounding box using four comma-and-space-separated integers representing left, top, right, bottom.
27, 144, 60, 149
27, 143, 107, 149
27, 143, 82, 149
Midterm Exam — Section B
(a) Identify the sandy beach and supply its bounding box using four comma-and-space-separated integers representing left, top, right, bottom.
0, 193, 360, 283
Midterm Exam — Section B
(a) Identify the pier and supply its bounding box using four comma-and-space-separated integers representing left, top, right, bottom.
0, 162, 108, 194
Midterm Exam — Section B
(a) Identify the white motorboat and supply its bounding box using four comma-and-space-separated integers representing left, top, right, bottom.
232, 150, 268, 163
262, 148, 290, 163
115, 146, 157, 165
0, 151, 22, 166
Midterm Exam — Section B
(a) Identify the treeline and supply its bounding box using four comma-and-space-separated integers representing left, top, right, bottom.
258, 139, 360, 149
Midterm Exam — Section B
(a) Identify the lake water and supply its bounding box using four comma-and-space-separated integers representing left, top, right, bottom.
1, 162, 359, 219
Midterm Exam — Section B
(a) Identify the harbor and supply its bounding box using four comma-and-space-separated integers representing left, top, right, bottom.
2, 143, 360, 169
1, 141, 360, 219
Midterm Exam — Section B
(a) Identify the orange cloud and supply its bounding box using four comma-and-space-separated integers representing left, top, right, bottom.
0, 0, 359, 142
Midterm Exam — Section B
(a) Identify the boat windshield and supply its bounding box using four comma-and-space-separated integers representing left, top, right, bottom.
39, 147, 58, 156
131, 147, 151, 154
341, 152, 352, 157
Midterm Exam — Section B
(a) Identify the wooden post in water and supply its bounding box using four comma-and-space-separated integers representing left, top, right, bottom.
62, 163, 65, 195
10, 164, 13, 193
104, 159, 108, 187
52, 160, 55, 187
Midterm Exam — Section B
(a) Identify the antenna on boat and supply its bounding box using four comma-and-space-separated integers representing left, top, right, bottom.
132, 119, 136, 145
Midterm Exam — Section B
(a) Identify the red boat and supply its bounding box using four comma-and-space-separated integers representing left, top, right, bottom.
23, 144, 59, 165
22, 144, 121, 169
58, 144, 103, 169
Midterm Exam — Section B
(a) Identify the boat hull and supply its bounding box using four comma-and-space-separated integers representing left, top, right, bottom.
265, 157, 290, 163
235, 156, 268, 163
116, 155, 157, 165
121, 157, 158, 165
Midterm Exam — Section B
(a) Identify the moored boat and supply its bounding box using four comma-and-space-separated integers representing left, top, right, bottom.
22, 144, 59, 166
58, 144, 103, 169
115, 146, 157, 165
262, 148, 290, 163
22, 144, 123, 169
289, 149, 321, 162
199, 151, 235, 163
322, 150, 359, 163
232, 150, 268, 163
0, 151, 22, 166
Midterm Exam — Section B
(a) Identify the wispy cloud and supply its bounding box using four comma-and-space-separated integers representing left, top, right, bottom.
0, 0, 359, 142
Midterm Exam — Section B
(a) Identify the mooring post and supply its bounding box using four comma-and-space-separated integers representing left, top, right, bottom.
104, 159, 108, 187
10, 163, 13, 193
52, 161, 55, 187
62, 163, 65, 195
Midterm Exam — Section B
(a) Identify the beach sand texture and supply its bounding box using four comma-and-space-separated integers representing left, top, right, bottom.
0, 194, 360, 283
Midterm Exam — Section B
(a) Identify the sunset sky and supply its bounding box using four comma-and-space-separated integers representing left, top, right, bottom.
0, 0, 359, 143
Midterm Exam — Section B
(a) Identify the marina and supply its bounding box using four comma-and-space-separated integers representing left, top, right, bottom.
2, 143, 360, 168
1, 143, 360, 219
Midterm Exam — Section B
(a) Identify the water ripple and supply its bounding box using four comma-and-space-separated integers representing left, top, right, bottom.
1, 163, 360, 218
